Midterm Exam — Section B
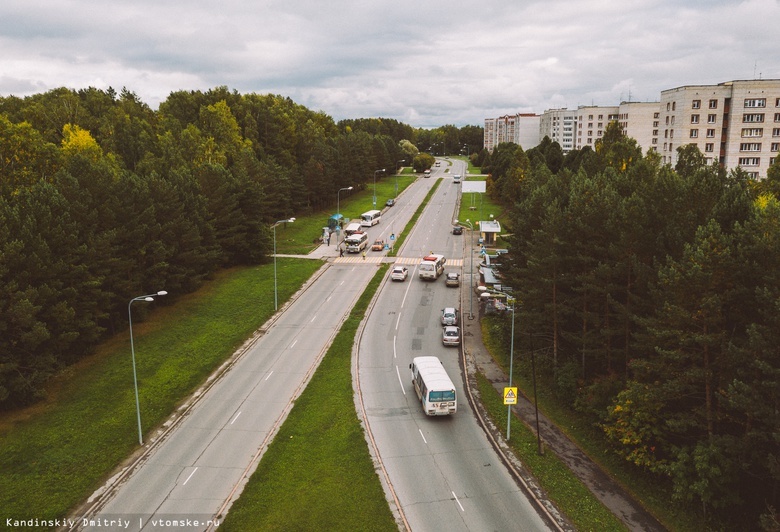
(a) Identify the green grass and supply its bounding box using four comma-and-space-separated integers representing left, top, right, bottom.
275, 175, 417, 255
0, 259, 322, 522
475, 372, 626, 531
220, 265, 396, 531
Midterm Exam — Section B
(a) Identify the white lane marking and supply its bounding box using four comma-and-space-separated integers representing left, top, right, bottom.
289, 339, 297, 349
452, 492, 465, 512
396, 365, 405, 395
310, 314, 317, 323
265, 371, 274, 381
418, 429, 427, 444
393, 336, 397, 359
183, 467, 198, 485
230, 412, 241, 425
326, 295, 332, 303
395, 312, 401, 331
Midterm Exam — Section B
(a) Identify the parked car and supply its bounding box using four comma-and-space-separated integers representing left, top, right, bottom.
441, 307, 459, 326
442, 325, 461, 346
385, 198, 395, 207
445, 272, 460, 287
452, 226, 463, 235
371, 239, 385, 251
391, 266, 408, 281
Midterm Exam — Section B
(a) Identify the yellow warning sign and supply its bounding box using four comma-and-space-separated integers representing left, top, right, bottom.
503, 387, 518, 405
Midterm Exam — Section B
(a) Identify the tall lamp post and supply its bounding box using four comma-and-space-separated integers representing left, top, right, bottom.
395, 160, 405, 197
463, 219, 475, 319
506, 296, 516, 440
129, 290, 167, 445
273, 218, 295, 310
337, 186, 353, 218
373, 168, 385, 207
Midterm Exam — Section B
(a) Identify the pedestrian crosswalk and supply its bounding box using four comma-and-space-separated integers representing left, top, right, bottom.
334, 256, 463, 266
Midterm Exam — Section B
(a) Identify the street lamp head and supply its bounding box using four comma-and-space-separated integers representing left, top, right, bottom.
288, 217, 296, 223
347, 186, 353, 190
157, 291, 168, 296
143, 297, 154, 302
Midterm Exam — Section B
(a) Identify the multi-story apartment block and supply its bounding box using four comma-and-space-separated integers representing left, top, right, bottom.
618, 101, 660, 156
485, 79, 780, 178
660, 80, 780, 178
539, 108, 577, 153
483, 113, 540, 152
575, 106, 618, 150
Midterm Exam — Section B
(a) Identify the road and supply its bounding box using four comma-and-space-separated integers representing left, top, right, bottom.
76, 262, 379, 529
357, 159, 551, 531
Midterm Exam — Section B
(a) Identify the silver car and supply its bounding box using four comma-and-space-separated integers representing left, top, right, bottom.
442, 326, 461, 346
441, 307, 458, 325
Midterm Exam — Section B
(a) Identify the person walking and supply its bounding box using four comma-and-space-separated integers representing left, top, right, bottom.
339, 246, 344, 258
361, 250, 366, 260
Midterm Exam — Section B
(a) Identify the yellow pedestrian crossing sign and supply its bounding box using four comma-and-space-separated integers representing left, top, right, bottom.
503, 387, 518, 405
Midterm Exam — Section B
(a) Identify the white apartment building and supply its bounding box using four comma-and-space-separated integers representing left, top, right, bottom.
484, 79, 780, 178
483, 113, 540, 152
539, 108, 577, 153
660, 80, 780, 178
575, 106, 618, 150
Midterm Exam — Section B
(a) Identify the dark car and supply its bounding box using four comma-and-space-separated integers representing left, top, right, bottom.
452, 226, 463, 235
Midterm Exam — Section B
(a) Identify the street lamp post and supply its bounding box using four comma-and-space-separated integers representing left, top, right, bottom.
337, 186, 353, 218
507, 297, 516, 440
463, 219, 475, 319
373, 169, 385, 207
273, 218, 295, 311
128, 290, 167, 445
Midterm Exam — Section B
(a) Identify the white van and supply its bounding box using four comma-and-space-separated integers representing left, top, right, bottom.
344, 222, 362, 236
345, 232, 369, 253
418, 254, 446, 280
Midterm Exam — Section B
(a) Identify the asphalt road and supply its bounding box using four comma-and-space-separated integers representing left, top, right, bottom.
357, 159, 551, 531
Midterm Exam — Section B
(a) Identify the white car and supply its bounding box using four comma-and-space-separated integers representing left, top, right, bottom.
441, 307, 459, 325
391, 266, 408, 282
442, 326, 461, 346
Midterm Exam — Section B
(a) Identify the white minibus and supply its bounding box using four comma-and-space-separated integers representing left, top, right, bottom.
410, 356, 457, 416
345, 231, 369, 253
418, 254, 446, 281
360, 210, 382, 227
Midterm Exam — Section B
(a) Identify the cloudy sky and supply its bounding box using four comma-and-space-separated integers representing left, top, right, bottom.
1, 0, 778, 127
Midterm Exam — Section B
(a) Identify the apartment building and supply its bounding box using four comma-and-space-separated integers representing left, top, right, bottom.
539, 108, 577, 153
660, 80, 780, 178
575, 106, 618, 150
483, 113, 540, 152
484, 79, 780, 178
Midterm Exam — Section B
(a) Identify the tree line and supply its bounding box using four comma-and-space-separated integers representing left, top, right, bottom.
488, 124, 780, 528
0, 86, 481, 408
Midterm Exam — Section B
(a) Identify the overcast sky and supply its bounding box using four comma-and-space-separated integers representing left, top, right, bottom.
1, 0, 778, 128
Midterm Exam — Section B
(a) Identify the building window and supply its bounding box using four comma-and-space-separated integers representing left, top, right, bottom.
739, 143, 762, 151
706, 129, 715, 138
670, 129, 675, 138
598, 115, 603, 120
742, 128, 764, 137
690, 129, 698, 138
705, 143, 714, 152
738, 157, 760, 166
744, 98, 766, 108
709, 99, 718, 109
671, 116, 676, 125
708, 114, 717, 124
666, 103, 671, 111
775, 113, 780, 122
776, 98, 780, 107
672, 102, 676, 111
771, 142, 779, 152
774, 128, 780, 137
653, 129, 658, 136
665, 116, 670, 125
691, 114, 700, 124
743, 113, 765, 123
692, 100, 701, 109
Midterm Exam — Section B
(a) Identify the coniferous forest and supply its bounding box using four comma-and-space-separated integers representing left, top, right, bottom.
2, 85, 780, 528
481, 127, 780, 529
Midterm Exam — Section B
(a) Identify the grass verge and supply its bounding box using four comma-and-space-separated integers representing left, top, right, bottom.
220, 265, 396, 531
475, 372, 626, 531
0, 259, 322, 523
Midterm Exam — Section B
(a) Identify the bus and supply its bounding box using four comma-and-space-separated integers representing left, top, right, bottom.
409, 356, 457, 416
345, 231, 369, 253
418, 254, 446, 281
360, 210, 382, 227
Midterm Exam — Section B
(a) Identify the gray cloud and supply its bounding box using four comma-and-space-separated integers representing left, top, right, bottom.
1, 0, 778, 127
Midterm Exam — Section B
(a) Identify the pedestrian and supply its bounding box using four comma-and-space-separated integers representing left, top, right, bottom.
327, 232, 331, 246
362, 251, 366, 260
339, 247, 344, 257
